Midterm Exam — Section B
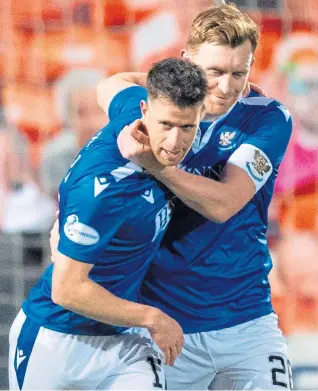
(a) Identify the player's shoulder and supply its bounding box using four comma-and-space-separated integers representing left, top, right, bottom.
63, 130, 141, 190
82, 125, 125, 166
239, 93, 291, 122
108, 85, 148, 120
236, 93, 292, 138
68, 131, 151, 194
81, 103, 144, 167
62, 155, 147, 206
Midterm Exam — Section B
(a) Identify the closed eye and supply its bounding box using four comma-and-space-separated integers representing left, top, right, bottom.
206, 69, 223, 77
181, 125, 196, 131
159, 121, 173, 128
233, 72, 247, 78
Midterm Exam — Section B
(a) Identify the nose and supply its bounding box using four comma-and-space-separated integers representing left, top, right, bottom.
165, 127, 183, 151
218, 74, 232, 96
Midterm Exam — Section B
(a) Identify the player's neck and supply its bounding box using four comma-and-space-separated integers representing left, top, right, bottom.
203, 102, 237, 123
202, 113, 221, 123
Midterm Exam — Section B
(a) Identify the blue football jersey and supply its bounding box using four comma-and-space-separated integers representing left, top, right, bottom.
23, 87, 172, 336
141, 94, 293, 333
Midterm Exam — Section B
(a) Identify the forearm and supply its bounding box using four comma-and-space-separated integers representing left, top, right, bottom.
53, 277, 157, 329
118, 72, 147, 87
154, 166, 237, 223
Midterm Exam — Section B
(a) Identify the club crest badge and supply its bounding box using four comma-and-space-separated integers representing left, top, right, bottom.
246, 149, 271, 182
219, 131, 236, 150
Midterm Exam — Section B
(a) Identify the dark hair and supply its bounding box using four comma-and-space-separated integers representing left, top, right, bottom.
147, 57, 207, 108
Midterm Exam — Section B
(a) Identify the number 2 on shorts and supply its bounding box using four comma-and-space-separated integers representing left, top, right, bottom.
269, 355, 293, 389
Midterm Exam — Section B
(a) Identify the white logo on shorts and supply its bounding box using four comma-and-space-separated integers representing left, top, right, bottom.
64, 215, 100, 246
16, 348, 27, 369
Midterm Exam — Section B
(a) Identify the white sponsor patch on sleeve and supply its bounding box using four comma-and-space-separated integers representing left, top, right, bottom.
228, 143, 273, 192
64, 215, 100, 246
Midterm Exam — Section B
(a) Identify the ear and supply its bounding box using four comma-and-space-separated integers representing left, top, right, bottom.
140, 100, 148, 118
199, 103, 206, 118
181, 49, 190, 59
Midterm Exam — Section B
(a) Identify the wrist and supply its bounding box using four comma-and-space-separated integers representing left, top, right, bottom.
141, 306, 162, 331
137, 73, 147, 87
151, 165, 177, 181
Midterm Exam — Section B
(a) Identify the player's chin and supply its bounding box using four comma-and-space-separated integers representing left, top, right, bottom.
156, 151, 185, 166
209, 103, 230, 116
157, 158, 181, 167
206, 98, 234, 115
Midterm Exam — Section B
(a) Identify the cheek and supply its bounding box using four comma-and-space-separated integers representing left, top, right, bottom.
184, 131, 197, 146
148, 127, 164, 149
207, 77, 218, 90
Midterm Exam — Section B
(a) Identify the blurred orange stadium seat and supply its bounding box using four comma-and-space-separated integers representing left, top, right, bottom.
251, 17, 283, 81
8, 0, 159, 31
15, 27, 129, 84
273, 294, 318, 335
3, 84, 61, 167
279, 193, 318, 233
271, 278, 318, 336
3, 84, 60, 141
9, 0, 71, 31
104, 0, 160, 27
0, 30, 30, 81
270, 232, 318, 335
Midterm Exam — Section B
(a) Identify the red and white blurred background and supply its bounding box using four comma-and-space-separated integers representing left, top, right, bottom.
0, 1, 318, 389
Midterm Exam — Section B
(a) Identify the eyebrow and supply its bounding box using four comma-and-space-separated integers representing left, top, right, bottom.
159, 120, 196, 128
206, 67, 248, 73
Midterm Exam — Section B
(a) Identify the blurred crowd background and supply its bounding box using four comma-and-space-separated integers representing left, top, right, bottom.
0, 0, 318, 389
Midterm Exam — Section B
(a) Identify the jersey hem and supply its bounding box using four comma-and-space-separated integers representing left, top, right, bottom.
22, 304, 125, 336
180, 305, 274, 334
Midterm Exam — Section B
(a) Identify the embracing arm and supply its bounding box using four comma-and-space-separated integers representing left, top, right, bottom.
117, 102, 291, 224
153, 163, 255, 223
97, 72, 147, 115
96, 68, 267, 116
116, 122, 255, 223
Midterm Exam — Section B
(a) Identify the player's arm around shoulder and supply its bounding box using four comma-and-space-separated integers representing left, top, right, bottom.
97, 72, 147, 117
149, 103, 293, 223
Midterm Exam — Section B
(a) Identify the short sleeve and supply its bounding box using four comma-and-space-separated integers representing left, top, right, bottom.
228, 104, 293, 192
58, 174, 127, 263
108, 86, 148, 121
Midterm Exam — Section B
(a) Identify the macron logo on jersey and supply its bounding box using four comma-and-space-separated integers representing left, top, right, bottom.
64, 215, 100, 246
142, 189, 154, 204
16, 348, 27, 370
94, 177, 110, 197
